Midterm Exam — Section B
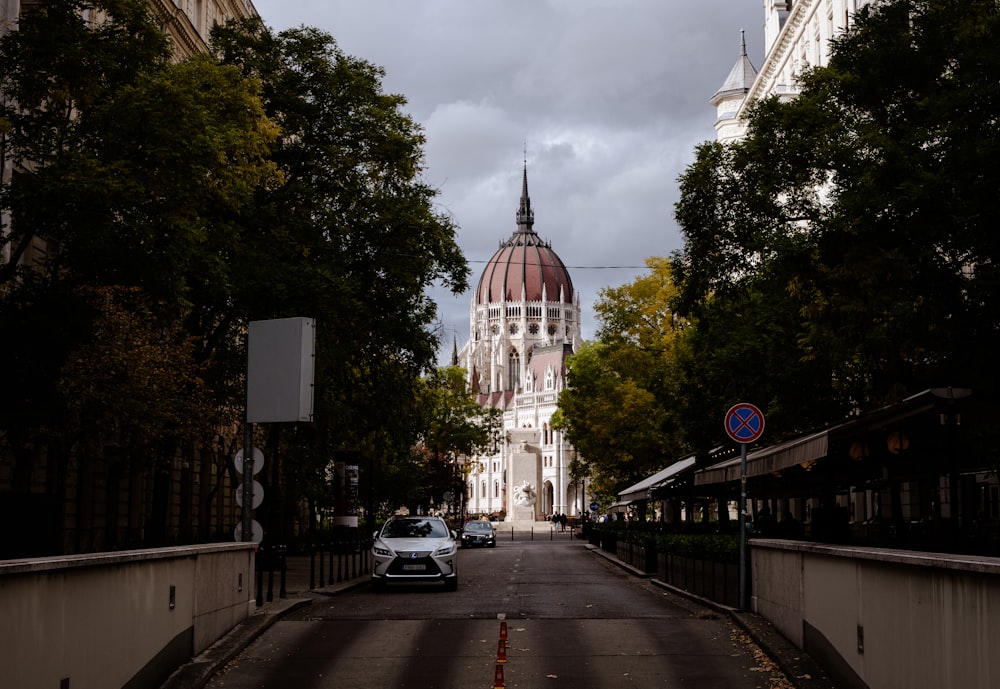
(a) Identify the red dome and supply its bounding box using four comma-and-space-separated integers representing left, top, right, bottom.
476, 231, 574, 305
475, 166, 574, 306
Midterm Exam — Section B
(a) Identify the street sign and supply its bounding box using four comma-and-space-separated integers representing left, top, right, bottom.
235, 480, 264, 510
725, 402, 765, 612
234, 519, 263, 544
590, 502, 599, 512
725, 403, 765, 444
234, 446, 264, 476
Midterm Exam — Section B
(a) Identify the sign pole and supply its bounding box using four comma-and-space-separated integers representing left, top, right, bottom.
242, 326, 254, 543
738, 441, 748, 610
241, 420, 254, 542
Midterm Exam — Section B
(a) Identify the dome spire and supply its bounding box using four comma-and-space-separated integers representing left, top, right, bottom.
515, 151, 534, 233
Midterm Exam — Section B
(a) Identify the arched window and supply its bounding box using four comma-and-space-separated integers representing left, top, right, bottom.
494, 481, 500, 498
544, 367, 555, 390
481, 481, 487, 498
508, 349, 520, 390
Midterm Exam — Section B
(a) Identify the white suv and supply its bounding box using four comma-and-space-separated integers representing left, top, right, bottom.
371, 516, 459, 591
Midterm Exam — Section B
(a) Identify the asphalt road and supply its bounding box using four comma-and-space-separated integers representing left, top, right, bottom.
205, 538, 790, 688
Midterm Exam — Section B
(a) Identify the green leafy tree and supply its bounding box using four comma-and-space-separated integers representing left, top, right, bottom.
0, 0, 278, 439
556, 259, 688, 498
210, 18, 469, 529
416, 366, 500, 516
0, 0, 171, 285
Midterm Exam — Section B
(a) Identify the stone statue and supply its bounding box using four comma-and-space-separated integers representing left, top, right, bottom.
512, 480, 537, 507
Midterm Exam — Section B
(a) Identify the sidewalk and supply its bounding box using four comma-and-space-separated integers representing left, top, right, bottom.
159, 555, 367, 689
585, 545, 838, 689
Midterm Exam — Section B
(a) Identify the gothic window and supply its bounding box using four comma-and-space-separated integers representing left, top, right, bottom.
528, 323, 539, 335
494, 481, 500, 498
481, 481, 486, 498
544, 367, 555, 390
547, 324, 557, 335
509, 324, 518, 335
491, 324, 500, 335
508, 350, 520, 390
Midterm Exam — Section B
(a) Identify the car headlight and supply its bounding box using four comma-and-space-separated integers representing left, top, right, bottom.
373, 543, 392, 556
434, 543, 456, 556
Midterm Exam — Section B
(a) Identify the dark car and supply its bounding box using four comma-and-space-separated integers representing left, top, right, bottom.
461, 520, 496, 548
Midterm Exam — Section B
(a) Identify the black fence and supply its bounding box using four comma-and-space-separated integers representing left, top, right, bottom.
306, 535, 372, 590
589, 528, 742, 608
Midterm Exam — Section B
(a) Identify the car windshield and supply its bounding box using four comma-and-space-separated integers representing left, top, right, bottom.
465, 522, 492, 532
382, 518, 448, 538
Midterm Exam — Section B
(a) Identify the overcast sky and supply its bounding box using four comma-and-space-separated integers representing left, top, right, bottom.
250, 0, 764, 363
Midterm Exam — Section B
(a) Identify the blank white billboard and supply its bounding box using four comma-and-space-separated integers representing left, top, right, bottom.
247, 317, 315, 423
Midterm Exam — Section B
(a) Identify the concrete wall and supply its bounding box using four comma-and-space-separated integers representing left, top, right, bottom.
0, 542, 256, 689
751, 539, 1000, 689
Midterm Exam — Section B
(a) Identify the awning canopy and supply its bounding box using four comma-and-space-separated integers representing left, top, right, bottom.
694, 431, 829, 486
619, 456, 697, 503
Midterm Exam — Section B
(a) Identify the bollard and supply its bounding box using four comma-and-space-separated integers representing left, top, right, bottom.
276, 545, 287, 598
337, 540, 345, 583
254, 548, 264, 608
309, 547, 316, 590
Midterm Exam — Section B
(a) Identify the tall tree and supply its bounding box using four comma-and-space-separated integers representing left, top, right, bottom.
416, 366, 500, 516
556, 259, 688, 496
0, 0, 170, 285
0, 1, 279, 447
210, 18, 470, 525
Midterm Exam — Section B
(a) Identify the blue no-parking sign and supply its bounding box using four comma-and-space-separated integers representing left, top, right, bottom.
724, 403, 765, 444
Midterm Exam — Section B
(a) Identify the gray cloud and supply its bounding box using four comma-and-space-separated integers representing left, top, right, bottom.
251, 0, 763, 359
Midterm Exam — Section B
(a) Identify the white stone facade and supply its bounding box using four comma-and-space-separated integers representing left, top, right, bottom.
715, 0, 876, 143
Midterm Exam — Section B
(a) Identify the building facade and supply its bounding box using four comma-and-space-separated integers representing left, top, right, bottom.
457, 165, 587, 523
713, 0, 875, 144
